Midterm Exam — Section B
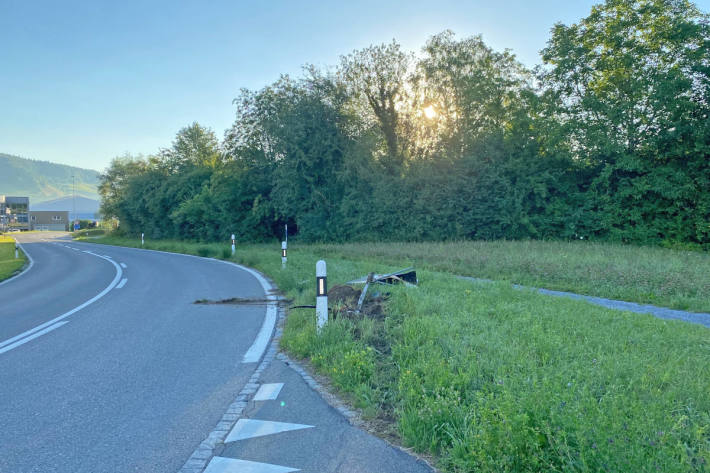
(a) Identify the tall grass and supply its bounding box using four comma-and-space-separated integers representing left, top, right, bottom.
310, 240, 710, 312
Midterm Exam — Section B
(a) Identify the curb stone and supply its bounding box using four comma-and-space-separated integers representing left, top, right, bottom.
274, 351, 438, 471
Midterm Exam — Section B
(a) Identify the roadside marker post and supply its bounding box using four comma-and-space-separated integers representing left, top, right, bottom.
141, 233, 144, 247
231, 234, 236, 255
281, 241, 287, 268
316, 260, 327, 331
15, 242, 18, 259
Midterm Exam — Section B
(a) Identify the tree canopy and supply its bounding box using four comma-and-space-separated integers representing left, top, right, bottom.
99, 0, 710, 249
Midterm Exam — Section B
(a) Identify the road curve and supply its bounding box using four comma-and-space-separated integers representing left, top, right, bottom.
0, 232, 274, 473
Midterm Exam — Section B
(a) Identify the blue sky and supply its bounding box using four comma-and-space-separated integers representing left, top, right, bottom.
1, 0, 709, 172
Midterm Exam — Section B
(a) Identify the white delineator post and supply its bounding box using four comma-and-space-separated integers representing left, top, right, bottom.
15, 242, 19, 259
281, 241, 287, 268
316, 260, 327, 331
231, 234, 236, 255
141, 233, 144, 247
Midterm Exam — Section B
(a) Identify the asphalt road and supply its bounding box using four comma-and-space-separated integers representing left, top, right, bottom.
0, 233, 271, 473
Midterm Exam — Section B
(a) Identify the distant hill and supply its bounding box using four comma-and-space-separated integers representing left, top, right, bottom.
32, 196, 101, 220
0, 153, 100, 204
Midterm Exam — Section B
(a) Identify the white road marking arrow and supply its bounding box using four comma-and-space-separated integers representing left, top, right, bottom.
225, 419, 314, 443
204, 456, 299, 473
253, 383, 284, 401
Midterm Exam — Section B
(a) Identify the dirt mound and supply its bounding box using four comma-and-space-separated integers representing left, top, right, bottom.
328, 284, 387, 320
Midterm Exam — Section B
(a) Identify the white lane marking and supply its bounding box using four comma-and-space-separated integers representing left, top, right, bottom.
116, 278, 128, 289
0, 254, 122, 353
120, 263, 127, 269
0, 322, 68, 355
253, 383, 284, 401
0, 238, 35, 288
71, 241, 279, 365
104, 255, 112, 259
225, 419, 314, 443
242, 304, 276, 363
204, 457, 298, 473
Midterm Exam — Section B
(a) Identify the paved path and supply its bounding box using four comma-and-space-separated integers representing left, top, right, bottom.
205, 358, 433, 473
459, 276, 710, 328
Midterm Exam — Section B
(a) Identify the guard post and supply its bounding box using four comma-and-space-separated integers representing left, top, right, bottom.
141, 233, 144, 247
281, 241, 287, 268
231, 234, 236, 255
316, 260, 327, 331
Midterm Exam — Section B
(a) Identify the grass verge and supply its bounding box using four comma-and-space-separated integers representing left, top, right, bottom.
81, 235, 710, 472
0, 235, 26, 282
310, 240, 710, 313
70, 229, 106, 239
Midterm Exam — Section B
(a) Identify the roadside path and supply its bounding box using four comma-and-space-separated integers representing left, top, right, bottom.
458, 276, 710, 328
201, 357, 433, 473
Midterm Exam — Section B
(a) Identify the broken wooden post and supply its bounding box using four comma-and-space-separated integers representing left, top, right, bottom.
356, 272, 375, 312
316, 260, 327, 331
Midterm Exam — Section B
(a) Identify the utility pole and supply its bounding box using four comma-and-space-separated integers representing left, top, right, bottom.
72, 174, 76, 230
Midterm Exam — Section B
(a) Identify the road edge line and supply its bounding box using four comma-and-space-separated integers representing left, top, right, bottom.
72, 240, 281, 363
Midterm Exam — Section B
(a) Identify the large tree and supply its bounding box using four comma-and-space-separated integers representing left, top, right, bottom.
159, 122, 221, 173
339, 41, 412, 171
413, 31, 531, 159
540, 0, 710, 244
540, 0, 710, 162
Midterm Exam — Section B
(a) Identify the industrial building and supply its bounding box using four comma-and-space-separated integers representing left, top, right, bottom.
0, 195, 30, 232
30, 211, 69, 231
